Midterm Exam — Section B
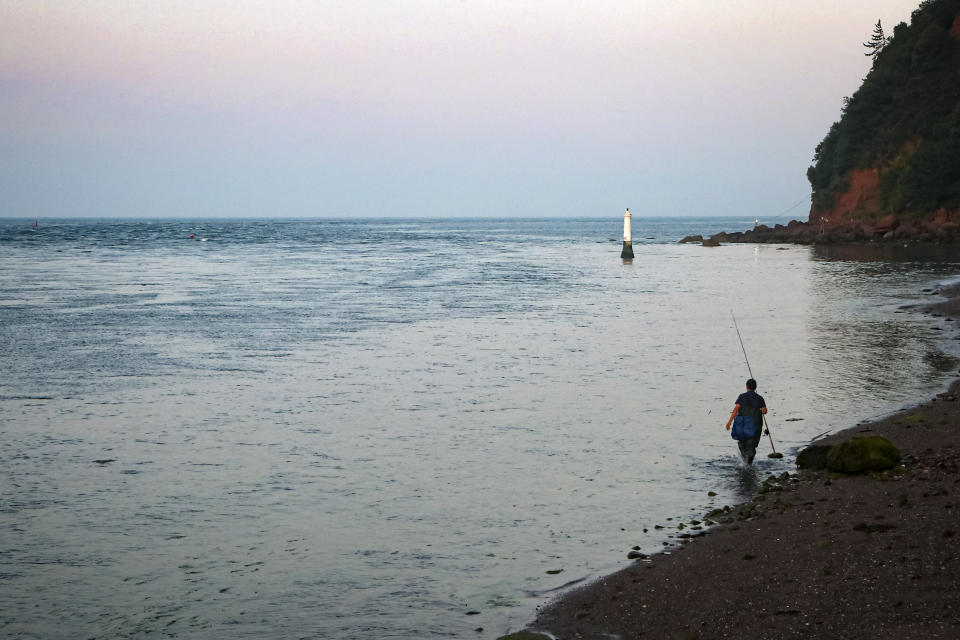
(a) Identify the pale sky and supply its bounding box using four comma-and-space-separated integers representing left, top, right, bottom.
0, 0, 923, 218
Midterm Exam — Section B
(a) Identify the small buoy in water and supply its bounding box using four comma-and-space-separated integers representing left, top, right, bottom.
189, 234, 195, 239
621, 208, 634, 260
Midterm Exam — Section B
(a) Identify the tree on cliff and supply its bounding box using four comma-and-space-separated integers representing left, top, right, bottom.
807, 0, 960, 222
863, 19, 891, 61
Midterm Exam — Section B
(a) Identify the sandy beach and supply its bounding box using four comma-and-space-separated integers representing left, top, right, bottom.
511, 283, 960, 640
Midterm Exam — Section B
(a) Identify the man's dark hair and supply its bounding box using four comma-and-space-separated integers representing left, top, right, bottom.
746, 378, 757, 390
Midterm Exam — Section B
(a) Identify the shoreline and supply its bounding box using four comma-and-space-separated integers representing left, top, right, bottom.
505, 282, 960, 640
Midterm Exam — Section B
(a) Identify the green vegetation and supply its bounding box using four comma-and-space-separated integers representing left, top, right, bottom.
825, 436, 902, 474
807, 0, 960, 219
863, 19, 892, 61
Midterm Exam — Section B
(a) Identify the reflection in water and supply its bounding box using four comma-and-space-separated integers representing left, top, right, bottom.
925, 348, 960, 373
733, 465, 761, 499
805, 245, 960, 422
705, 455, 764, 503
812, 243, 960, 264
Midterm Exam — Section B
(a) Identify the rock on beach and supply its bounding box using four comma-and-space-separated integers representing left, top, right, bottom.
796, 436, 901, 474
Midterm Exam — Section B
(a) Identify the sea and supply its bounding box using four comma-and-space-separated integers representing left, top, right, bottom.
1, 216, 959, 639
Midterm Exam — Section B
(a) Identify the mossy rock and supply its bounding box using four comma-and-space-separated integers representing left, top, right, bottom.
796, 444, 833, 471
496, 633, 552, 640
826, 436, 900, 474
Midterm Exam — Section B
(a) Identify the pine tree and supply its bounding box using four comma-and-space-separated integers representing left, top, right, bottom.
863, 19, 888, 61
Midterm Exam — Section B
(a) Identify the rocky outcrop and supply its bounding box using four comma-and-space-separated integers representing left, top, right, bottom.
694, 211, 960, 245
698, 2, 960, 247
806, 1, 960, 228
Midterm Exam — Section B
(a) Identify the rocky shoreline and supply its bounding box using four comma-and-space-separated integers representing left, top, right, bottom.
501, 284, 960, 640
680, 214, 960, 246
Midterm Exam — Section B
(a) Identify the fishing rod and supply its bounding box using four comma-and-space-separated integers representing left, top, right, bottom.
769, 196, 808, 219
730, 311, 783, 459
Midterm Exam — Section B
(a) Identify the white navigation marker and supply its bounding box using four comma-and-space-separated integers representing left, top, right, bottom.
620, 208, 634, 260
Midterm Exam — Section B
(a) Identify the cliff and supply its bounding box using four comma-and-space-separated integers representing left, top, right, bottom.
806, 0, 960, 229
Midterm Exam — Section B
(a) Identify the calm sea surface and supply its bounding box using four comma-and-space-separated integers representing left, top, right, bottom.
1, 217, 959, 639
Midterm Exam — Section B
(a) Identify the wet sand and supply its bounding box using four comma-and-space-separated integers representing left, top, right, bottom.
521, 284, 960, 640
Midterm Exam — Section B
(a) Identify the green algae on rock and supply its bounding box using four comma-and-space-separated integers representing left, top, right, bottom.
826, 436, 901, 474
797, 436, 901, 474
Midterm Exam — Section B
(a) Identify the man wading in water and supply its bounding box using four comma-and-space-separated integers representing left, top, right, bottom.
725, 378, 767, 464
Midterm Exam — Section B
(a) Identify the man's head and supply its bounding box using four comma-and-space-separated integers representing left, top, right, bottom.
746, 378, 757, 390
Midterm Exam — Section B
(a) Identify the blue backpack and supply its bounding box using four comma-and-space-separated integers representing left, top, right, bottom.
731, 415, 755, 440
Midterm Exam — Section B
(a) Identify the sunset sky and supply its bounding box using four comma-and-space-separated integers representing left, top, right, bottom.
1, 1, 923, 218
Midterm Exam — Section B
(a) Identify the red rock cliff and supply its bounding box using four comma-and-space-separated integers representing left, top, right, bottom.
809, 168, 881, 224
